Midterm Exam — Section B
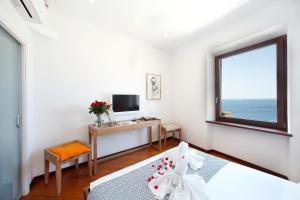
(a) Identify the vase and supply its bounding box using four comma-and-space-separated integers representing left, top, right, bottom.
95, 114, 104, 128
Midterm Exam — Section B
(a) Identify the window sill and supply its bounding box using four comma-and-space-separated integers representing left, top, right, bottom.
206, 120, 292, 137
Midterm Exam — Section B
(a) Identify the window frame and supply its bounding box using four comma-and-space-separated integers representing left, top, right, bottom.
215, 35, 287, 131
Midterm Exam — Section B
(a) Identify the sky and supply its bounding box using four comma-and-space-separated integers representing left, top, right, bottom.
221, 44, 277, 100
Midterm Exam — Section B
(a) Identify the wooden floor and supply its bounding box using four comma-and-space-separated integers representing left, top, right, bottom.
21, 139, 286, 200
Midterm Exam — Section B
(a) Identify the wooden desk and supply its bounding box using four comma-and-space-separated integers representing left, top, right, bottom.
88, 119, 161, 175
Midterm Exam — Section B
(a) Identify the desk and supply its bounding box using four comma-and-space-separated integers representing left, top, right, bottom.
88, 119, 161, 175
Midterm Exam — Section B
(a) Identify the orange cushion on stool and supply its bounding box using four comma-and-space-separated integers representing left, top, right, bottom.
49, 142, 90, 161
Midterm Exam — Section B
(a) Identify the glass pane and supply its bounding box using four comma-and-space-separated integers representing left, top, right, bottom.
220, 44, 277, 122
0, 26, 21, 199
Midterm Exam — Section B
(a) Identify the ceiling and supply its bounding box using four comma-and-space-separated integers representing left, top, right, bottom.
48, 0, 253, 50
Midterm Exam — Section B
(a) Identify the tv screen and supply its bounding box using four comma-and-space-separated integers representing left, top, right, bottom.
112, 94, 139, 112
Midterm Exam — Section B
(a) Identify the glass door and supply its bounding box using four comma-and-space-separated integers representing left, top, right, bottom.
0, 25, 21, 199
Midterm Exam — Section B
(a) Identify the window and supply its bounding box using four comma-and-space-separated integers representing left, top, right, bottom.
215, 35, 287, 131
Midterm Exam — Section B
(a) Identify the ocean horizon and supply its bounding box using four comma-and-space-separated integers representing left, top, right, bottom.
221, 99, 277, 122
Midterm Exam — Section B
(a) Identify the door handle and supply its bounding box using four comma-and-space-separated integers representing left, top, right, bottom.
16, 115, 21, 128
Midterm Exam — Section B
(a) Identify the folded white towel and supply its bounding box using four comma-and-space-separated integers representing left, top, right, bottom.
165, 142, 205, 171
187, 150, 205, 171
148, 142, 209, 200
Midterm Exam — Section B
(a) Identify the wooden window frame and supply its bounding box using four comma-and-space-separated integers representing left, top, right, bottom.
215, 35, 287, 131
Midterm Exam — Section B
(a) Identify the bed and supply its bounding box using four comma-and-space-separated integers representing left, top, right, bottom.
85, 147, 300, 200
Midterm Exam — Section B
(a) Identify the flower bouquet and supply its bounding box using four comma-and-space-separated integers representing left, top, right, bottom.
89, 100, 111, 127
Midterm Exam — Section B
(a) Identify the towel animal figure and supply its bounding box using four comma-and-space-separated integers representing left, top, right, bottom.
166, 141, 206, 171
148, 142, 209, 200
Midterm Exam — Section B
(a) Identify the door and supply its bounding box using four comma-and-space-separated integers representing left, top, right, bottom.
0, 25, 21, 199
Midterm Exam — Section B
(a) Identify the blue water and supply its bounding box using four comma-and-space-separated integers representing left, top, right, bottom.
221, 99, 277, 122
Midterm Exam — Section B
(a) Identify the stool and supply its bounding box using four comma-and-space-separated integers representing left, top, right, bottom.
44, 140, 92, 195
161, 123, 183, 147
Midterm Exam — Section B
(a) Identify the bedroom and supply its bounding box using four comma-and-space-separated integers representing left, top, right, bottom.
0, 0, 299, 199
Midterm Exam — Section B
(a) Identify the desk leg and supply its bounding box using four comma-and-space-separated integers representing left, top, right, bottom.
93, 134, 98, 175
89, 131, 92, 146
148, 126, 152, 147
158, 124, 161, 150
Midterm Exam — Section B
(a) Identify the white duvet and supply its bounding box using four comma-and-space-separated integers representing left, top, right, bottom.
90, 147, 300, 200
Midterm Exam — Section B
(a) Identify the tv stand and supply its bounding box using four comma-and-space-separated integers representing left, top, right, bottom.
88, 118, 161, 175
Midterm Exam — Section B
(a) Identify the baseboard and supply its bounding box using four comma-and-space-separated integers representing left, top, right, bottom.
188, 142, 288, 180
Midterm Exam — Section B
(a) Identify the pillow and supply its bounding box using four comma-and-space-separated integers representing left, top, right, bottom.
49, 142, 90, 161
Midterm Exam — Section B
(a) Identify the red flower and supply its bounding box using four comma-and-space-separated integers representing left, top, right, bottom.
147, 178, 152, 182
154, 185, 158, 190
165, 157, 168, 161
164, 162, 167, 165
89, 100, 110, 115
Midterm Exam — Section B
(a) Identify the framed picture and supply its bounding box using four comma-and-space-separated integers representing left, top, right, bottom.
146, 73, 161, 100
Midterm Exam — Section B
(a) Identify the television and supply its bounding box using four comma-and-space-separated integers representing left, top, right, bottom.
112, 94, 140, 113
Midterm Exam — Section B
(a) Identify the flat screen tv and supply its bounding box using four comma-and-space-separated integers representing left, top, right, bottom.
112, 94, 140, 113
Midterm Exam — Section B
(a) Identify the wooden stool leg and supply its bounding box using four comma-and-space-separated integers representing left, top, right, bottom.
179, 129, 183, 141
158, 124, 162, 150
44, 159, 49, 184
75, 158, 79, 169
88, 152, 92, 177
148, 126, 152, 146
56, 163, 62, 196
164, 131, 167, 148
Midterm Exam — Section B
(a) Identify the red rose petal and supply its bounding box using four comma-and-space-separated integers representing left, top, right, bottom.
154, 185, 158, 190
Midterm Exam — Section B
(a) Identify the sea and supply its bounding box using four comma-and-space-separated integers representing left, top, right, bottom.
221, 99, 277, 122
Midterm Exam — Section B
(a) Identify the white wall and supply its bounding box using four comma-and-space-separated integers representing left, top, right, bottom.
170, 0, 300, 181
287, 0, 300, 183
30, 9, 173, 177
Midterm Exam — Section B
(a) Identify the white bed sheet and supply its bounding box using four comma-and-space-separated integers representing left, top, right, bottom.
90, 148, 300, 200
